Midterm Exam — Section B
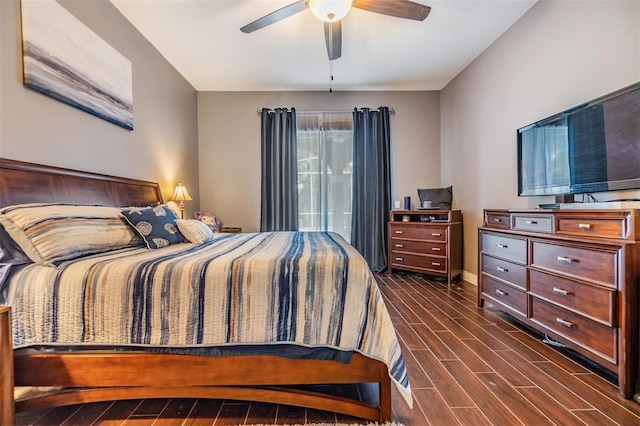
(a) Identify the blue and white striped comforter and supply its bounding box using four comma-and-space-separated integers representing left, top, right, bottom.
2, 231, 411, 404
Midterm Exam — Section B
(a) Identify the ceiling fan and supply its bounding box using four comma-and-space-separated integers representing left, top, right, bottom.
240, 0, 431, 60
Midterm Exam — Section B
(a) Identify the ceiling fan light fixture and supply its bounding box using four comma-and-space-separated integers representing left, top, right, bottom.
309, 0, 352, 22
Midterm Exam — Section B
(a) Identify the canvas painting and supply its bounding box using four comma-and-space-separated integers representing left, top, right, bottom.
21, 0, 133, 130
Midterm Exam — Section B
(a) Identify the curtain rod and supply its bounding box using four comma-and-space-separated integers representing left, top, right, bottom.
257, 108, 395, 115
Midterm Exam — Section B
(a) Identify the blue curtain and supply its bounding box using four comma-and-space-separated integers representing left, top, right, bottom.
260, 108, 299, 231
351, 107, 391, 272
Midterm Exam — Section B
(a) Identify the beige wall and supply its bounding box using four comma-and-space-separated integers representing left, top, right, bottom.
198, 91, 440, 232
0, 0, 199, 214
441, 0, 640, 283
4, 0, 638, 284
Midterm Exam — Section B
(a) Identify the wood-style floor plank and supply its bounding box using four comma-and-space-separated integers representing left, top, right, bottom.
14, 273, 640, 425
411, 388, 460, 425
180, 399, 223, 426
410, 350, 475, 408
94, 400, 143, 426
495, 354, 593, 410
473, 372, 554, 425
449, 406, 492, 426
61, 401, 114, 426
516, 387, 587, 425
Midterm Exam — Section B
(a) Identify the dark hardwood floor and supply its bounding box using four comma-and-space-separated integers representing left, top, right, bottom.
15, 272, 640, 425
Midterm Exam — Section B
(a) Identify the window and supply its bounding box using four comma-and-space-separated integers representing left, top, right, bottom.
297, 112, 353, 242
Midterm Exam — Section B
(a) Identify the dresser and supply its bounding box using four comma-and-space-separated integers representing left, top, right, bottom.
388, 210, 463, 285
478, 209, 640, 399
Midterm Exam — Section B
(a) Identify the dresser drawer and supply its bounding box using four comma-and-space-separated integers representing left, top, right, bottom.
556, 217, 627, 239
390, 252, 447, 273
530, 241, 617, 288
481, 254, 527, 290
389, 224, 447, 242
512, 214, 553, 233
530, 298, 617, 363
481, 232, 527, 263
485, 212, 510, 229
390, 239, 446, 255
529, 270, 615, 326
481, 274, 527, 317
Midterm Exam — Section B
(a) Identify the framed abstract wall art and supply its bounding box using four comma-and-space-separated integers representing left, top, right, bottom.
21, 0, 134, 130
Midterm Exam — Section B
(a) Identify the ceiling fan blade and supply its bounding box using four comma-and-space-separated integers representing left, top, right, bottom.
324, 21, 342, 60
240, 0, 309, 33
353, 0, 431, 21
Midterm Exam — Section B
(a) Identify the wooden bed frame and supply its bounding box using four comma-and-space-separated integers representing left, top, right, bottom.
0, 158, 392, 424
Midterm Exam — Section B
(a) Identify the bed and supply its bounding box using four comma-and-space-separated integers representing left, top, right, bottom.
0, 158, 411, 424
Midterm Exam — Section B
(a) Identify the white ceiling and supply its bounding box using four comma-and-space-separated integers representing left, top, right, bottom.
110, 0, 537, 92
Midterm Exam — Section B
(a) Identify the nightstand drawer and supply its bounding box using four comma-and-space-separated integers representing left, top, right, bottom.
390, 253, 447, 273
530, 241, 617, 288
529, 270, 615, 326
389, 224, 447, 242
221, 227, 242, 233
481, 232, 527, 263
390, 239, 446, 255
530, 297, 616, 363
481, 254, 527, 290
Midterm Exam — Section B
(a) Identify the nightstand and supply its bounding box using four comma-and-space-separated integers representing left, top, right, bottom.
388, 209, 463, 285
0, 306, 14, 425
221, 227, 242, 233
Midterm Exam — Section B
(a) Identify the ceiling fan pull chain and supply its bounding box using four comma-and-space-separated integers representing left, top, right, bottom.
329, 61, 334, 93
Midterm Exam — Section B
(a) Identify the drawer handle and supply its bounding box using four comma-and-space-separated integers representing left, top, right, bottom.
526, 220, 538, 225
557, 256, 574, 263
431, 247, 441, 252
395, 244, 404, 248
556, 317, 573, 328
578, 223, 592, 229
552, 287, 570, 296
494, 218, 503, 223
495, 289, 507, 296
395, 257, 403, 261
395, 230, 404, 234
496, 266, 508, 273
495, 243, 508, 249
432, 262, 441, 267
432, 233, 441, 237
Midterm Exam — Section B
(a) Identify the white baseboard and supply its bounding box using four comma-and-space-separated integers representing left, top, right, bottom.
462, 270, 477, 286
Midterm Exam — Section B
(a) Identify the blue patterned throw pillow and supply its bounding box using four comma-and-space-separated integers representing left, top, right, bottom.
121, 205, 185, 249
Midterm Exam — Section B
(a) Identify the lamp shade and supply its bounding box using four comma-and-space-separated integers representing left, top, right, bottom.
309, 0, 352, 22
172, 183, 192, 201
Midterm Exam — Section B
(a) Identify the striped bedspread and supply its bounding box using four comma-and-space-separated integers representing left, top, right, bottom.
2, 231, 411, 404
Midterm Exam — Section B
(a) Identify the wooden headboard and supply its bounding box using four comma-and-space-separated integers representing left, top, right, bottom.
0, 158, 163, 208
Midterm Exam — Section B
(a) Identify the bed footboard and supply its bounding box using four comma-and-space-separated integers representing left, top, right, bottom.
1, 307, 15, 425
13, 348, 392, 422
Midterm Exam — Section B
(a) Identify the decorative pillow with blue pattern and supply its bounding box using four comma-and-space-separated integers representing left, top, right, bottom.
121, 205, 185, 249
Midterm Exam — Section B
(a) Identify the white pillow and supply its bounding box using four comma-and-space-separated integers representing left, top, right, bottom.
176, 219, 214, 245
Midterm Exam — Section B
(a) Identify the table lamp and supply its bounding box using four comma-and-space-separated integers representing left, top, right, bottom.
172, 183, 192, 219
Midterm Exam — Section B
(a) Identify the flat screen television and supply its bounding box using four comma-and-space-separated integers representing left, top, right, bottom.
517, 82, 640, 198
